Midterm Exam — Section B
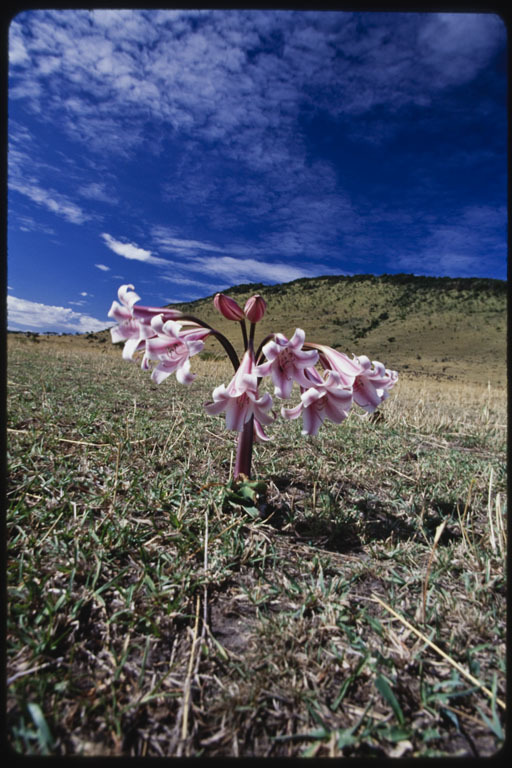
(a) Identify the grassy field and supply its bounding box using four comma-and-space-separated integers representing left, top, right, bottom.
5, 285, 507, 757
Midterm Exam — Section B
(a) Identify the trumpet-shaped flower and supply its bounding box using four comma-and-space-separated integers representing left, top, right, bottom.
145, 315, 210, 385
256, 328, 319, 399
205, 349, 274, 432
108, 284, 183, 361
310, 344, 398, 413
352, 355, 398, 412
281, 368, 353, 436
308, 343, 363, 386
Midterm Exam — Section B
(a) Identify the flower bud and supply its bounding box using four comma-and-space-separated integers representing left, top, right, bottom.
244, 294, 266, 323
213, 293, 245, 321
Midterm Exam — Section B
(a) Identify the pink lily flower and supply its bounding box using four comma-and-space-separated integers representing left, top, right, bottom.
308, 343, 363, 386
205, 349, 274, 432
145, 315, 210, 385
281, 368, 353, 436
352, 355, 398, 413
255, 329, 319, 399
309, 344, 398, 412
108, 284, 182, 361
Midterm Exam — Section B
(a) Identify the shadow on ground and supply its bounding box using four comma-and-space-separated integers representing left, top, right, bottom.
262, 475, 460, 554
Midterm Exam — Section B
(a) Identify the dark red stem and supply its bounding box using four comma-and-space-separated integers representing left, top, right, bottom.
234, 415, 254, 479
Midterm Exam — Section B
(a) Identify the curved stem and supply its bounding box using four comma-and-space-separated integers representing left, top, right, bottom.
239, 319, 248, 350
209, 330, 241, 373
180, 314, 240, 372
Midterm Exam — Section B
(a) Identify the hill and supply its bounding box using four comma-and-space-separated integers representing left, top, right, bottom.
167, 273, 506, 386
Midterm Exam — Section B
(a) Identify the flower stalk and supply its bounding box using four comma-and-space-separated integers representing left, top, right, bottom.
234, 415, 254, 479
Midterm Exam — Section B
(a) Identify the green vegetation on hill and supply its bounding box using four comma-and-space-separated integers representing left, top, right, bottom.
166, 274, 506, 386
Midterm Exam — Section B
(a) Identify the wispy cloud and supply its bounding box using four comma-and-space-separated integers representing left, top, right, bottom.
9, 178, 90, 225
10, 213, 56, 235
8, 295, 109, 333
151, 225, 226, 256
395, 205, 507, 277
187, 255, 336, 284
160, 274, 224, 291
79, 182, 118, 204
101, 232, 170, 267
95, 263, 110, 271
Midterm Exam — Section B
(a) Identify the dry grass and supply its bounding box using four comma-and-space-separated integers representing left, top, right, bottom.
6, 333, 506, 757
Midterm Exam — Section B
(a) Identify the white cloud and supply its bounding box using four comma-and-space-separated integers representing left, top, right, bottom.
79, 181, 118, 203
95, 263, 110, 271
8, 295, 109, 333
101, 232, 170, 267
9, 178, 89, 225
151, 225, 226, 256
395, 205, 507, 277
418, 13, 505, 88
189, 255, 331, 284
10, 11, 505, 156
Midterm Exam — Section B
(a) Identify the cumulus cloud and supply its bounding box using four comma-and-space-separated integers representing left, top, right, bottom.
8, 295, 109, 333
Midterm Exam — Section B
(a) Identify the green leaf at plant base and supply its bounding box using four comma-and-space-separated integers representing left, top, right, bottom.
223, 477, 267, 518
375, 675, 405, 726
27, 703, 54, 754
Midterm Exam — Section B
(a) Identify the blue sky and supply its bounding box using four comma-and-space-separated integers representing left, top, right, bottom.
7, 9, 507, 333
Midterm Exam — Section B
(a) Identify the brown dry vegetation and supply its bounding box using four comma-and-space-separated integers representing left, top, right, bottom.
5, 276, 507, 757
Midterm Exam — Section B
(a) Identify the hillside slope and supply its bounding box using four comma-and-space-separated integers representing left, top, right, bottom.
167, 274, 506, 385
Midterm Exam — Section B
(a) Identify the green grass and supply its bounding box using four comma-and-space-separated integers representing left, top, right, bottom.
6, 330, 506, 757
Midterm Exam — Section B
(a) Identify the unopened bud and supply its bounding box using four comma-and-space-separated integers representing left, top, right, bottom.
244, 294, 266, 323
213, 293, 245, 321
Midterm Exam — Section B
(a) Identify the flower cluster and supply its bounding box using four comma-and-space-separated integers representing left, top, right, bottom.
109, 285, 398, 477
108, 284, 210, 384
